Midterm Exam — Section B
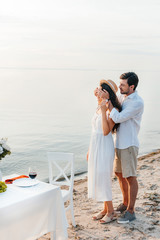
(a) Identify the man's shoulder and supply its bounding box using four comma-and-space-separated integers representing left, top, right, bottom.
124, 92, 144, 110
130, 93, 144, 112
134, 92, 144, 105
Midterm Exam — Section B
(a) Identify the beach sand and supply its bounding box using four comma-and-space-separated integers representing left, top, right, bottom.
39, 150, 160, 240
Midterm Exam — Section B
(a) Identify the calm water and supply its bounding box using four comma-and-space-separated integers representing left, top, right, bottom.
0, 69, 160, 180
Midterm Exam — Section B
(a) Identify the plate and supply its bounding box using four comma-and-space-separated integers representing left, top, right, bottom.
13, 178, 39, 187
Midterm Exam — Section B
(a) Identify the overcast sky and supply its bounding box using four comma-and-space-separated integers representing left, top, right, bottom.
0, 0, 160, 71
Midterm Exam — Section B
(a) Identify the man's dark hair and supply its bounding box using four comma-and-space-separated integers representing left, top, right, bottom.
120, 72, 139, 90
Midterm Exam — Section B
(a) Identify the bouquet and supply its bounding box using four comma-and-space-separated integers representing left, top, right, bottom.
0, 138, 11, 160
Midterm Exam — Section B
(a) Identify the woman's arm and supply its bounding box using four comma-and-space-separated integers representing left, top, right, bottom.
101, 100, 115, 135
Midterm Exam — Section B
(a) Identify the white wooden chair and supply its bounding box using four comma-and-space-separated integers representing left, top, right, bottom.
47, 152, 76, 227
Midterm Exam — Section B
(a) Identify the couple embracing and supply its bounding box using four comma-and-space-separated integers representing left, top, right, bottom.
87, 72, 144, 224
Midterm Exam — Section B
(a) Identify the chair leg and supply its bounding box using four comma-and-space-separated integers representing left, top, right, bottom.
70, 198, 76, 227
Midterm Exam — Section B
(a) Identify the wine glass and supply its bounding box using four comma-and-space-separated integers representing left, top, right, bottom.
28, 166, 37, 180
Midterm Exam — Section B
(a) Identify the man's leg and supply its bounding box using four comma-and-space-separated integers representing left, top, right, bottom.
126, 176, 138, 213
115, 172, 128, 206
117, 176, 137, 223
116, 147, 138, 223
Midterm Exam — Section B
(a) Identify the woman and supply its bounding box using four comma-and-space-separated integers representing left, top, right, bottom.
87, 79, 121, 224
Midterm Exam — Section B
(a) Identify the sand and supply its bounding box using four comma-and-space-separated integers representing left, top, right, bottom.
39, 150, 160, 240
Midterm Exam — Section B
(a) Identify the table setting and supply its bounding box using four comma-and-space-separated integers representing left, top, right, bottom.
0, 172, 68, 240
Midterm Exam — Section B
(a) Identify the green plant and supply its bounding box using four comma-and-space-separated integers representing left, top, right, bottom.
0, 181, 7, 193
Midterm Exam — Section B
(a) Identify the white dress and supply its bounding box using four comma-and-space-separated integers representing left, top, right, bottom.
88, 110, 115, 202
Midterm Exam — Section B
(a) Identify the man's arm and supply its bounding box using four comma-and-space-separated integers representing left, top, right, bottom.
109, 100, 144, 123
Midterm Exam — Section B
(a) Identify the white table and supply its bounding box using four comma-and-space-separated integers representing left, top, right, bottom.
0, 175, 68, 240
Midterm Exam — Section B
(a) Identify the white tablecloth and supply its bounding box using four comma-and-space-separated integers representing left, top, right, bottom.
0, 175, 68, 240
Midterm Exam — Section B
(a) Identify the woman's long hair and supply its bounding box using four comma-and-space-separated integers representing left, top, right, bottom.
100, 82, 122, 133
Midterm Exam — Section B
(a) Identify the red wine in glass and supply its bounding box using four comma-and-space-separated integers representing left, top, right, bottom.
29, 167, 37, 179
29, 172, 37, 179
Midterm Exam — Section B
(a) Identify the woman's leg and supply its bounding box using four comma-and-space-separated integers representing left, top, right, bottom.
105, 201, 114, 216
101, 201, 114, 215
101, 201, 108, 214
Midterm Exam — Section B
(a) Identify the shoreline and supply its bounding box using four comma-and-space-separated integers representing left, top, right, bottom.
74, 148, 160, 179
70, 148, 160, 182
2, 148, 160, 184
39, 149, 160, 240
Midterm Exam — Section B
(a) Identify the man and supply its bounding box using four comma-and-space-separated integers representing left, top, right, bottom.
99, 72, 144, 223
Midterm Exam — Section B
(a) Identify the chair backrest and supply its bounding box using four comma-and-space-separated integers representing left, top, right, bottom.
47, 152, 74, 192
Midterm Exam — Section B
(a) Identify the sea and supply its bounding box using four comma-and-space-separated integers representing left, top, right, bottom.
0, 68, 160, 181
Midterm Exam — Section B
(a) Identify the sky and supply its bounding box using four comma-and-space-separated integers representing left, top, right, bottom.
0, 0, 160, 71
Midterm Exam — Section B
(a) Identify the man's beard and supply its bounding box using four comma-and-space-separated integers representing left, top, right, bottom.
120, 89, 130, 95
